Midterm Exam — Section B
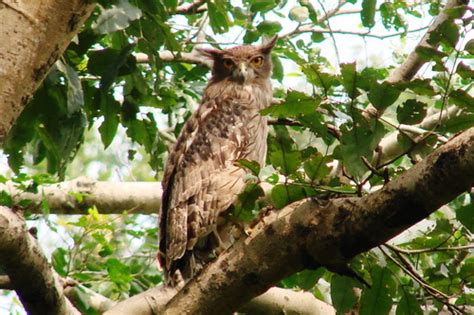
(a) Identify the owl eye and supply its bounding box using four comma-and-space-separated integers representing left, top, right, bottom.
223, 59, 234, 69
251, 56, 264, 68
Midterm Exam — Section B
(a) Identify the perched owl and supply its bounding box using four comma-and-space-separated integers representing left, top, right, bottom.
158, 37, 277, 285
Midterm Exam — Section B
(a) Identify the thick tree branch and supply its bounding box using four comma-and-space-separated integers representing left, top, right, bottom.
0, 177, 161, 215
157, 127, 474, 314
375, 105, 464, 166
0, 0, 95, 144
0, 206, 80, 315
104, 285, 335, 315
135, 50, 212, 67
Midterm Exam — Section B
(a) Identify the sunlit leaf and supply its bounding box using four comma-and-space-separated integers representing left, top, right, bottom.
361, 0, 377, 28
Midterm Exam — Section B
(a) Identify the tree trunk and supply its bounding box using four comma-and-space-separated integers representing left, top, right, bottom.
0, 0, 95, 143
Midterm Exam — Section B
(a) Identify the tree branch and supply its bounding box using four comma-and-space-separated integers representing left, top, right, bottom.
157, 127, 474, 314
175, 0, 206, 14
0, 177, 162, 215
0, 206, 80, 314
375, 105, 464, 166
104, 285, 335, 315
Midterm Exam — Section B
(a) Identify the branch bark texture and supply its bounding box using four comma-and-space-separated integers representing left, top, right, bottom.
160, 127, 474, 314
0, 206, 79, 315
0, 0, 95, 143
0, 177, 161, 215
105, 285, 335, 315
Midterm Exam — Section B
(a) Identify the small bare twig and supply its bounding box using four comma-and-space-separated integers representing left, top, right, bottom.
175, 0, 206, 14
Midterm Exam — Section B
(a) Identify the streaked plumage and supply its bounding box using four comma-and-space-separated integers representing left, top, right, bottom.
159, 37, 277, 285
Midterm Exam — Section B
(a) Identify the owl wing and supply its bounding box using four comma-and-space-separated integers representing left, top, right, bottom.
159, 95, 254, 281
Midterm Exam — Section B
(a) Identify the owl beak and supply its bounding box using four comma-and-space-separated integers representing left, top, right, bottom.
233, 63, 249, 83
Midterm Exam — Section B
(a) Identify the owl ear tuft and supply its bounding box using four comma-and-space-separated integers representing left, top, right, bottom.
259, 35, 278, 54
196, 47, 225, 59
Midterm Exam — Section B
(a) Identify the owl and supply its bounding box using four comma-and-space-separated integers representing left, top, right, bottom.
158, 37, 277, 285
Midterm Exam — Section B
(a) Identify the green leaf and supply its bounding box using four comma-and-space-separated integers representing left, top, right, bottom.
88, 45, 136, 91
396, 291, 423, 315
236, 159, 261, 176
449, 89, 474, 112
256, 20, 282, 35
304, 153, 331, 182
331, 274, 357, 313
456, 62, 474, 80
457, 204, 474, 233
52, 247, 69, 277
360, 266, 393, 315
398, 79, 436, 97
40, 196, 50, 215
368, 82, 401, 110
106, 258, 132, 288
297, 112, 329, 141
56, 61, 84, 114
98, 93, 120, 148
268, 126, 301, 176
0, 191, 13, 207
154, 18, 181, 51
465, 39, 474, 54
311, 32, 325, 42
207, 0, 230, 34
335, 114, 385, 178
261, 91, 319, 117
271, 55, 284, 82
439, 113, 474, 133
235, 183, 265, 220
93, 0, 142, 34
428, 20, 459, 47
340, 63, 359, 98
281, 269, 325, 290
380, 3, 405, 30
249, 0, 280, 13
361, 0, 377, 28
358, 67, 389, 91
415, 46, 447, 62
460, 257, 474, 285
302, 64, 340, 94
396, 99, 427, 125
243, 29, 260, 44
271, 184, 307, 209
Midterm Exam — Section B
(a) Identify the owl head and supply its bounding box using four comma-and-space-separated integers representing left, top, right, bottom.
197, 36, 277, 84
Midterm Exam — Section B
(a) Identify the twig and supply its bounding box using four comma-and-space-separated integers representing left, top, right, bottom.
387, 244, 474, 254
380, 245, 464, 314
283, 26, 429, 40
175, 0, 207, 14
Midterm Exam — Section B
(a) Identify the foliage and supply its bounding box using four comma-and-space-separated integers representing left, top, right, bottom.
1, 0, 473, 313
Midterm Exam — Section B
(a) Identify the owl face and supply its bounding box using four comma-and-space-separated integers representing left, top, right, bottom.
197, 36, 277, 84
